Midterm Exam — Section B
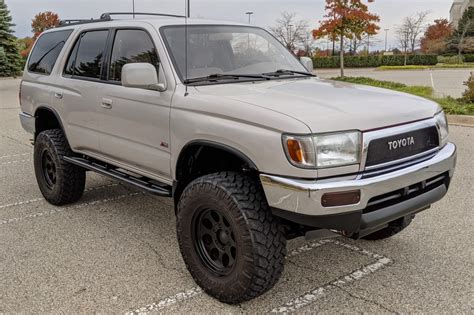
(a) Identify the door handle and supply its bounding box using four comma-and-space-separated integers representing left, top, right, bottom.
101, 98, 113, 109
54, 92, 63, 99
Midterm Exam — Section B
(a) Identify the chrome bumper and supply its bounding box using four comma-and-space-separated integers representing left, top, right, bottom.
19, 112, 35, 135
260, 143, 456, 217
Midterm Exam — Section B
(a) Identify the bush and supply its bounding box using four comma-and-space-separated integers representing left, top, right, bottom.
438, 55, 464, 64
462, 73, 474, 103
312, 55, 438, 68
464, 54, 474, 62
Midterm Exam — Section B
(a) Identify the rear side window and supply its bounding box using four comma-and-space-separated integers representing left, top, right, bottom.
108, 29, 159, 82
64, 30, 109, 79
28, 30, 73, 75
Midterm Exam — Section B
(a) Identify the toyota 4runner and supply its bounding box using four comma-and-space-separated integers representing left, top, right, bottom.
19, 13, 457, 304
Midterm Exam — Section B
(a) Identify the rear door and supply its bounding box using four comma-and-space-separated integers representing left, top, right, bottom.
54, 29, 110, 155
97, 28, 172, 179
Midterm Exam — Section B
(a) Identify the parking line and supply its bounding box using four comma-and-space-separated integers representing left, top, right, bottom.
126, 239, 387, 314
0, 191, 141, 226
0, 153, 30, 159
0, 159, 31, 165
0, 183, 119, 210
271, 240, 392, 312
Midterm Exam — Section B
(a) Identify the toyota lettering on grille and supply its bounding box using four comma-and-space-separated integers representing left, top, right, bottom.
388, 136, 415, 151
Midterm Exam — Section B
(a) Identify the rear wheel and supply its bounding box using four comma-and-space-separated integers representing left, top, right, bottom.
362, 215, 415, 240
176, 172, 286, 304
34, 129, 86, 205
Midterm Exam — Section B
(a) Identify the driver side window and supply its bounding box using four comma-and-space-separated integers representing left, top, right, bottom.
108, 29, 160, 82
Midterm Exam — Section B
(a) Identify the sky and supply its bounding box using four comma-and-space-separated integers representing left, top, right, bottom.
6, 0, 452, 50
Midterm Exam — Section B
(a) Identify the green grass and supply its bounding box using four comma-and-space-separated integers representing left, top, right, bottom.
376, 65, 430, 71
376, 63, 474, 71
331, 76, 474, 116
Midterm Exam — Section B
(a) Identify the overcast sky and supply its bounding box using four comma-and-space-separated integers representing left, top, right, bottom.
7, 0, 452, 50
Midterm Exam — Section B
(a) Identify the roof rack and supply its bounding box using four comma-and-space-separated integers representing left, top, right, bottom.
57, 12, 185, 28
100, 12, 186, 19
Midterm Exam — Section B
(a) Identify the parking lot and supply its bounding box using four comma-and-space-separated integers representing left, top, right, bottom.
1, 78, 473, 313
317, 68, 472, 98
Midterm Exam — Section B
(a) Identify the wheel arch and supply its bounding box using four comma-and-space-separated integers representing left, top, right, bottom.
173, 140, 259, 207
34, 106, 67, 140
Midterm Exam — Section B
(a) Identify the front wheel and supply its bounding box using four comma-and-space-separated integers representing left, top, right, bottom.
176, 172, 286, 304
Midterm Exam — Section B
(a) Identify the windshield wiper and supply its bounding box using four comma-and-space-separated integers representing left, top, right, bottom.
262, 69, 315, 77
184, 73, 271, 84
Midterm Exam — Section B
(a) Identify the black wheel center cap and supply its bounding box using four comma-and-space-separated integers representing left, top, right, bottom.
218, 230, 229, 244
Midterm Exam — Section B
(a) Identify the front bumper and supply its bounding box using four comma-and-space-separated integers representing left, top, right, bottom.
260, 143, 456, 236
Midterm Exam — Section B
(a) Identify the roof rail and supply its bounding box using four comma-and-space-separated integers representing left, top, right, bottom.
57, 17, 111, 28
100, 12, 186, 19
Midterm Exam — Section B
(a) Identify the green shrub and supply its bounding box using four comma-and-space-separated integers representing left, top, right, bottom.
312, 55, 438, 68
438, 55, 464, 64
462, 73, 474, 103
463, 54, 474, 62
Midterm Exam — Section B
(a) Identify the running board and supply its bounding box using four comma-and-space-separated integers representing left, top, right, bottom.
63, 156, 172, 197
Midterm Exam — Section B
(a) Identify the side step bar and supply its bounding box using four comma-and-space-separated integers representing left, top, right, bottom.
63, 156, 172, 197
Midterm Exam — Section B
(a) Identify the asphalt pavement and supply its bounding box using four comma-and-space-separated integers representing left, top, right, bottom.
0, 78, 473, 313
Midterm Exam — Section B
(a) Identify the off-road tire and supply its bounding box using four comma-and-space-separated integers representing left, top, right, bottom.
176, 172, 286, 304
362, 215, 415, 240
34, 129, 86, 206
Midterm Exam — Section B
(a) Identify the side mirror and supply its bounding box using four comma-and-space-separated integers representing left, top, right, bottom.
300, 57, 314, 73
122, 63, 167, 92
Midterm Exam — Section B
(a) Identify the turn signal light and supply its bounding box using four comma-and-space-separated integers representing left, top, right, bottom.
286, 139, 303, 163
321, 190, 361, 207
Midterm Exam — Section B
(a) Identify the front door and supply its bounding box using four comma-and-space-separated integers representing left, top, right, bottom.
97, 28, 172, 180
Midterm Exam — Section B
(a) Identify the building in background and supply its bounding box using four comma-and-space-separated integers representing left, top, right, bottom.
450, 0, 474, 27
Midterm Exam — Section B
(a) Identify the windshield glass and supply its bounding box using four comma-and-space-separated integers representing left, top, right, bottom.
161, 25, 307, 82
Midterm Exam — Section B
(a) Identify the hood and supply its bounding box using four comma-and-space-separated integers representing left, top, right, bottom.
194, 77, 440, 133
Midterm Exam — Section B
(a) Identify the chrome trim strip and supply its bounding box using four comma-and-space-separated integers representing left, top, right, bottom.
19, 112, 36, 135
360, 117, 439, 172
260, 142, 456, 217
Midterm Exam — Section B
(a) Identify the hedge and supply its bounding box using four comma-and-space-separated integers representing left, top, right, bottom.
464, 54, 474, 62
312, 55, 438, 68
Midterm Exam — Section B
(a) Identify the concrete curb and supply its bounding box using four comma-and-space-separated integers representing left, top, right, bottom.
448, 115, 474, 127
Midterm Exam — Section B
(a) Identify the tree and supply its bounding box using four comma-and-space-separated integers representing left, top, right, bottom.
31, 11, 60, 38
312, 0, 380, 77
270, 12, 309, 52
17, 37, 34, 58
395, 12, 429, 66
0, 0, 21, 76
420, 19, 454, 54
449, 7, 474, 60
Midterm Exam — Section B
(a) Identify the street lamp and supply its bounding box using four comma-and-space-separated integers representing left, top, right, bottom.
384, 29, 390, 52
132, 0, 135, 18
245, 12, 254, 24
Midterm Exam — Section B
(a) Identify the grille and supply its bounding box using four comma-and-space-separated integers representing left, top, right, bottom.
364, 173, 448, 214
365, 126, 439, 168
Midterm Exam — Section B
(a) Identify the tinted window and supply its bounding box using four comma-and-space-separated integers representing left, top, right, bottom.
28, 30, 73, 75
109, 29, 159, 81
65, 30, 108, 79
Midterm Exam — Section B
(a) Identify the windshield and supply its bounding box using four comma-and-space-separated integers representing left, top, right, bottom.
161, 25, 307, 82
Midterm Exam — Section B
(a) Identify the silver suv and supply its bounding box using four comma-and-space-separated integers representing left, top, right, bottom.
19, 13, 456, 304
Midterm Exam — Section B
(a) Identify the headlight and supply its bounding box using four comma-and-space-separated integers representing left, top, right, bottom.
434, 111, 449, 146
283, 131, 361, 169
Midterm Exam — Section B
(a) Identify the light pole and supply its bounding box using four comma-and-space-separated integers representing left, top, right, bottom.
187, 0, 191, 18
132, 0, 135, 18
245, 12, 254, 24
384, 29, 390, 52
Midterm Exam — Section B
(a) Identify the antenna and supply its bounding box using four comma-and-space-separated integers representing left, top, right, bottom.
184, 0, 189, 96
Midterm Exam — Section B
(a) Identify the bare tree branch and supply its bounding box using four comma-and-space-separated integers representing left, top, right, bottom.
269, 12, 309, 51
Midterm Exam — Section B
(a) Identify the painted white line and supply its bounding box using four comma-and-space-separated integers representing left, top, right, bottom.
271, 240, 392, 312
127, 287, 204, 315
0, 191, 141, 226
430, 70, 436, 90
126, 239, 337, 314
0, 183, 119, 210
0, 159, 31, 165
0, 153, 30, 159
